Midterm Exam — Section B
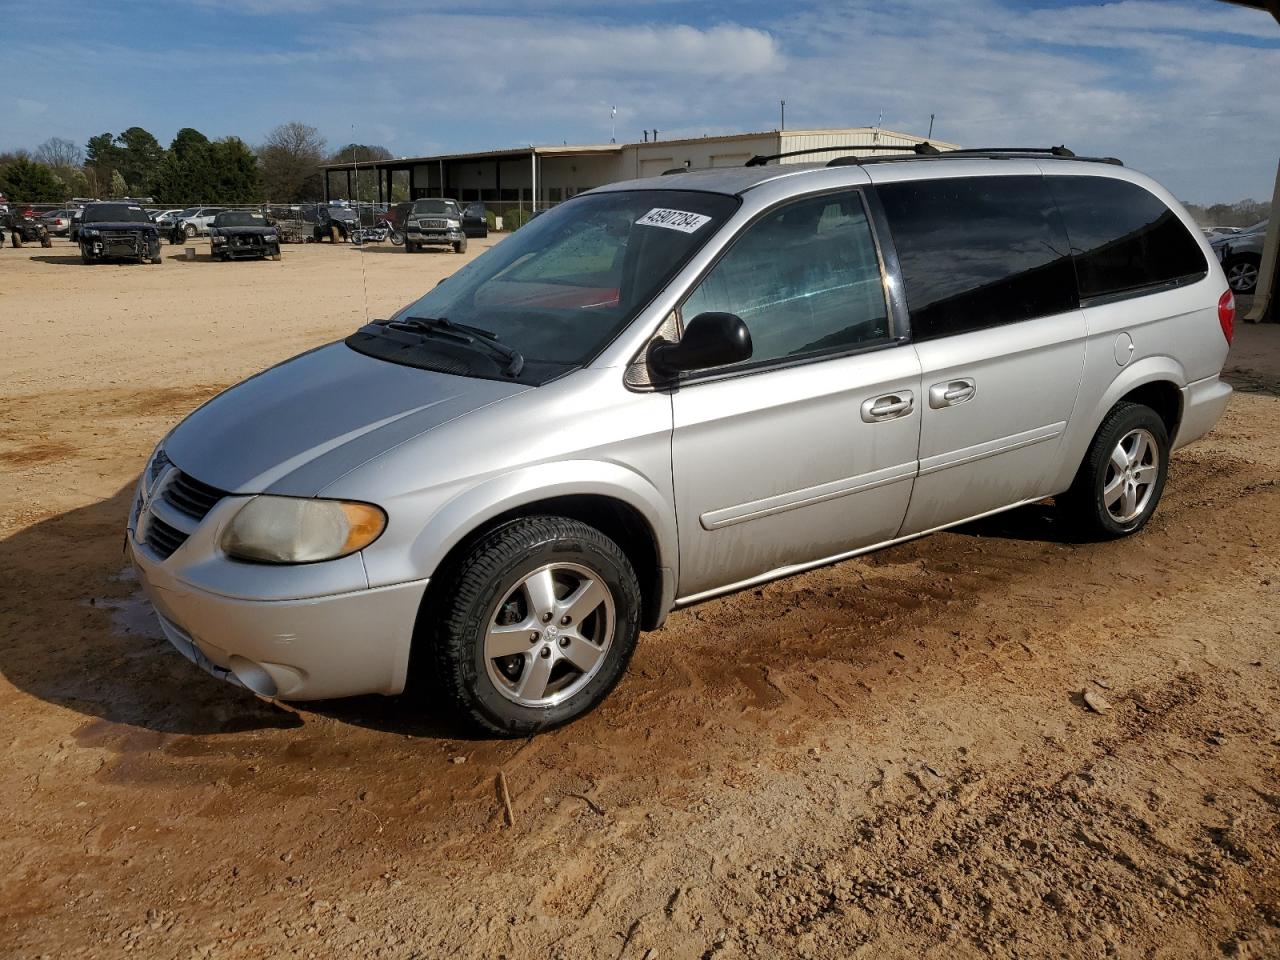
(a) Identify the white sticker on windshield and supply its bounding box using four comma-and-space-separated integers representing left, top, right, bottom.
635, 207, 711, 234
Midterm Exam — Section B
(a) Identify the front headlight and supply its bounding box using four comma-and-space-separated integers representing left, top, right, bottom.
82, 228, 99, 237
221, 496, 386, 564
212, 235, 226, 243
446, 219, 461, 229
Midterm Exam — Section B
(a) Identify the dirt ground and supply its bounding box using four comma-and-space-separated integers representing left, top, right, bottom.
1, 237, 1278, 960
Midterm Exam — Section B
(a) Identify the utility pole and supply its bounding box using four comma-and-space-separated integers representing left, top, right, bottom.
611, 105, 616, 144
780, 99, 786, 131
928, 113, 935, 138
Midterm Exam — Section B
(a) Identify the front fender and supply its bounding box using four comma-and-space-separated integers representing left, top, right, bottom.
1050, 354, 1187, 493
404, 458, 677, 590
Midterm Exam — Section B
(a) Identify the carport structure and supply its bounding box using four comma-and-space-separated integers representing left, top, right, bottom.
319, 144, 623, 213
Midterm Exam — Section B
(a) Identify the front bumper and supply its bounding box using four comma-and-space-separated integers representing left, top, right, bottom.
407, 227, 463, 244
213, 239, 281, 259
83, 235, 159, 261
127, 523, 428, 701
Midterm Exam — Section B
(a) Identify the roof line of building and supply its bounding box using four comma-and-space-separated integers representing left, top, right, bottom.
319, 127, 960, 170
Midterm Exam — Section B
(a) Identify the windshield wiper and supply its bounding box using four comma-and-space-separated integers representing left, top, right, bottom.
384, 315, 524, 377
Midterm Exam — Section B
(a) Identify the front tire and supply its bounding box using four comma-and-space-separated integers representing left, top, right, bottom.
183, 223, 197, 239
453, 238, 467, 254
424, 516, 642, 736
1059, 401, 1169, 540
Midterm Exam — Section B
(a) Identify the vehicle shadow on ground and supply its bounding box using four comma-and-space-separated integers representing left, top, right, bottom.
0, 484, 475, 739
27, 255, 87, 266
356, 245, 477, 255
954, 500, 1081, 544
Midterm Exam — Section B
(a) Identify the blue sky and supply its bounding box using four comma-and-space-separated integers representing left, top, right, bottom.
5, 0, 1277, 203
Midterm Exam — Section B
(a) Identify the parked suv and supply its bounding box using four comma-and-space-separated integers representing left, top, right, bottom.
177, 207, 227, 238
127, 149, 1233, 735
1210, 219, 1269, 294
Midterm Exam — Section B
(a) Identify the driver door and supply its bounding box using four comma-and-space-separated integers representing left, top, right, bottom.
669, 189, 921, 600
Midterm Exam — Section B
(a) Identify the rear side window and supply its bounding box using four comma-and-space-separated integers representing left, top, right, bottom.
1046, 175, 1207, 301
877, 175, 1077, 341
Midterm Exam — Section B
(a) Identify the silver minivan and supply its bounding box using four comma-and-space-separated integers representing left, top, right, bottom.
127, 147, 1235, 735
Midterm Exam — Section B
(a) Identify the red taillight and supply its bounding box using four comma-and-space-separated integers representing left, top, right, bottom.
1218, 289, 1235, 344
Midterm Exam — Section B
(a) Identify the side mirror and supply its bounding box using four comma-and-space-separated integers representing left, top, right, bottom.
651, 312, 752, 375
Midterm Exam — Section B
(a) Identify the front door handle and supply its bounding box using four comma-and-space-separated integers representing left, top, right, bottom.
861, 391, 914, 423
928, 378, 976, 408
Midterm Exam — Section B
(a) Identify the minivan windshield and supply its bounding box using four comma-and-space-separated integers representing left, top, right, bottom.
83, 204, 151, 224
361, 190, 738, 383
411, 199, 461, 217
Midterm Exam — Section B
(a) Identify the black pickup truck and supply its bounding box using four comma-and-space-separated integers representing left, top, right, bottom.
78, 202, 162, 264
208, 211, 281, 261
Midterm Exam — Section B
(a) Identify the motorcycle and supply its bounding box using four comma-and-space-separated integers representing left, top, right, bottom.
350, 217, 404, 247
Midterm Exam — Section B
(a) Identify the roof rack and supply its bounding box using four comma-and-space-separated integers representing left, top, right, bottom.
826, 144, 1123, 168
745, 142, 942, 167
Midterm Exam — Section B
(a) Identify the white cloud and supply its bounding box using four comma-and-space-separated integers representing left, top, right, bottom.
3, 0, 1276, 202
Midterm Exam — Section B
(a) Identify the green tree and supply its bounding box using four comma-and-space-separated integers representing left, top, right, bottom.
154, 128, 214, 203
208, 137, 261, 202
85, 133, 120, 169
153, 131, 260, 203
110, 170, 128, 197
0, 157, 67, 202
115, 126, 165, 196
84, 132, 121, 195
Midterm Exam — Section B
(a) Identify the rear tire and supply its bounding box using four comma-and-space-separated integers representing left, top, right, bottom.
421, 516, 642, 736
1059, 401, 1170, 540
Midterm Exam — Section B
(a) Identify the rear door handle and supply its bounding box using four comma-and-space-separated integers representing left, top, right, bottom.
928, 378, 976, 408
861, 391, 914, 422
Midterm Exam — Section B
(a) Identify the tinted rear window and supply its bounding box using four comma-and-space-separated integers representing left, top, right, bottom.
877, 175, 1077, 341
1045, 176, 1207, 301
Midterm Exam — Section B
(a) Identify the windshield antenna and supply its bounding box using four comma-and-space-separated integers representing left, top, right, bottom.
351, 125, 370, 325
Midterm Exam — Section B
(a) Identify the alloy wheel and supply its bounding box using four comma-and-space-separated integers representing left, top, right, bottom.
1103, 427, 1159, 524
1227, 261, 1258, 293
483, 562, 615, 707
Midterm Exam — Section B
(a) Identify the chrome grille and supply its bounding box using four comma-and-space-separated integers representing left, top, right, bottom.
145, 516, 188, 560
143, 469, 228, 560
419, 218, 448, 230
163, 471, 226, 521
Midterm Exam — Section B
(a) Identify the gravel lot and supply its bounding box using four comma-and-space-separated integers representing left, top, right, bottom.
1, 237, 1278, 959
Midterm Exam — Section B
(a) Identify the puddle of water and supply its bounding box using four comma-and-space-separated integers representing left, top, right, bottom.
85, 588, 163, 641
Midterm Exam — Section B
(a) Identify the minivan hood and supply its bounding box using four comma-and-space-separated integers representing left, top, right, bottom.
163, 342, 530, 496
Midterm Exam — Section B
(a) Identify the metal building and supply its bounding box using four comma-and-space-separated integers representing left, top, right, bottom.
319, 127, 958, 210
